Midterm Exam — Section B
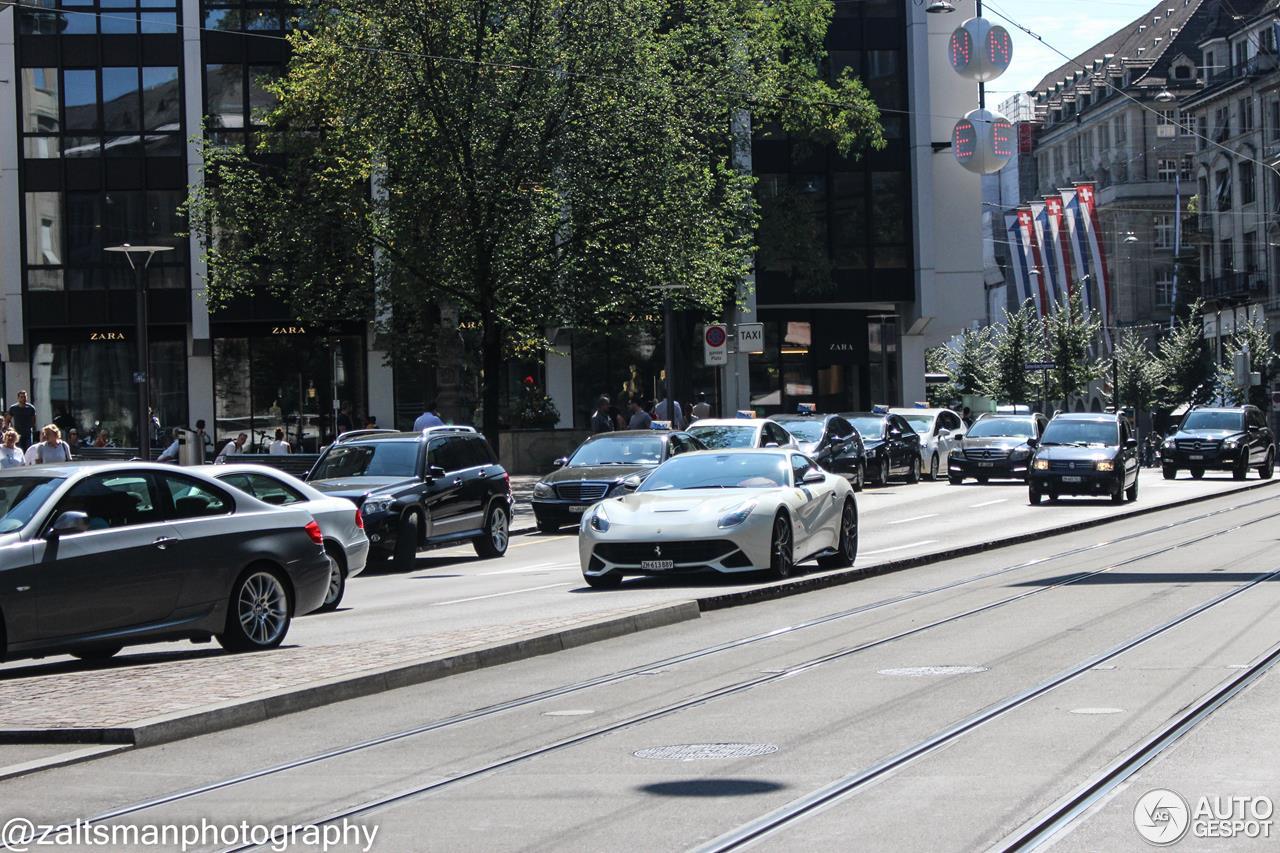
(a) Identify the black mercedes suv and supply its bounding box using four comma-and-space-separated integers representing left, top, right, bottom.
1161, 406, 1276, 481
306, 426, 513, 570
948, 413, 1047, 484
1028, 413, 1139, 504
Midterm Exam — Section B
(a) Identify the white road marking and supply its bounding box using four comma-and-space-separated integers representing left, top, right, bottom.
861, 540, 937, 556
433, 583, 572, 606
482, 562, 575, 576
888, 514, 939, 525
969, 498, 1008, 508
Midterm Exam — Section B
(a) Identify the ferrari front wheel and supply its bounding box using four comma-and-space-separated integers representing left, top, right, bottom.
768, 514, 794, 580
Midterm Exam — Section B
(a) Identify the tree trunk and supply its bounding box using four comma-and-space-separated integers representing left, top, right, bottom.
482, 311, 502, 455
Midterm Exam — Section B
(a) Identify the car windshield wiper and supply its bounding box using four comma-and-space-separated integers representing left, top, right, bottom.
1039, 441, 1063, 446
682, 484, 728, 489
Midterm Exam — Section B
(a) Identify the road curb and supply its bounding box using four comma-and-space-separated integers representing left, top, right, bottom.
0, 601, 700, 749
694, 479, 1280, 611
0, 744, 132, 781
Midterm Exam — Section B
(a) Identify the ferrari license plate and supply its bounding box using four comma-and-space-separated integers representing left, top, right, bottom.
641, 560, 674, 571
569, 505, 589, 513
1189, 454, 1204, 460
1062, 475, 1082, 483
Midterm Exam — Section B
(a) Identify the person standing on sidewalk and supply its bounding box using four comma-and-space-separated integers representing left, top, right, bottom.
0, 430, 26, 468
7, 391, 36, 450
627, 398, 652, 430
413, 400, 445, 431
690, 391, 711, 423
653, 386, 684, 429
269, 428, 291, 454
28, 425, 72, 464
591, 396, 614, 434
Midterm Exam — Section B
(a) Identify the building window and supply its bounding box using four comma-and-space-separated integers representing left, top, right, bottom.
1235, 40, 1250, 72
1177, 110, 1194, 136
1154, 215, 1175, 249
19, 1, 178, 36
1099, 123, 1110, 151
1157, 159, 1178, 181
1114, 115, 1126, 143
1155, 268, 1174, 306
1158, 109, 1175, 128
1270, 100, 1280, 142
1216, 167, 1233, 210
1220, 238, 1234, 274
1180, 154, 1195, 179
1243, 231, 1257, 272
1239, 97, 1255, 133
1240, 160, 1256, 204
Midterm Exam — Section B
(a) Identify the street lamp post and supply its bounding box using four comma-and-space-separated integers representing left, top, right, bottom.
105, 243, 173, 457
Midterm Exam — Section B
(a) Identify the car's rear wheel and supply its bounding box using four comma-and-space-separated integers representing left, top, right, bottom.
929, 453, 940, 480
391, 512, 420, 572
218, 568, 291, 652
817, 501, 857, 569
71, 645, 122, 662
316, 546, 346, 612
584, 572, 622, 589
473, 503, 510, 558
1190, 467, 1205, 479
768, 513, 794, 580
877, 458, 890, 486
1162, 464, 1177, 480
1233, 452, 1250, 481
853, 462, 865, 492
1260, 450, 1275, 480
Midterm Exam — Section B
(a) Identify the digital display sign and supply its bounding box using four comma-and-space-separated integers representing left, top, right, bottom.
953, 119, 977, 162
950, 18, 1013, 82
952, 109, 1014, 174
949, 28, 973, 74
986, 25, 1012, 68
992, 117, 1014, 157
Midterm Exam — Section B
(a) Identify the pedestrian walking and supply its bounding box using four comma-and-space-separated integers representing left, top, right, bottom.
413, 399, 445, 431
627, 397, 653, 430
215, 432, 248, 463
0, 430, 26, 468
269, 428, 291, 454
591, 396, 614, 434
7, 390, 36, 450
653, 386, 684, 429
28, 425, 72, 464
690, 391, 711, 423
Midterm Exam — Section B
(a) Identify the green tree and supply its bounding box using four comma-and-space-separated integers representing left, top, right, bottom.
983, 300, 1045, 406
1155, 300, 1213, 408
186, 0, 884, 447
1044, 289, 1103, 410
925, 345, 958, 407
940, 326, 992, 400
1110, 327, 1160, 414
1218, 313, 1278, 408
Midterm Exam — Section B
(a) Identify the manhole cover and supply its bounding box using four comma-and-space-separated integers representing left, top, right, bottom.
1069, 707, 1124, 715
878, 666, 988, 677
633, 743, 779, 761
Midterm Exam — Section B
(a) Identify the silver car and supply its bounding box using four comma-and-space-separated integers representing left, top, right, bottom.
199, 465, 370, 611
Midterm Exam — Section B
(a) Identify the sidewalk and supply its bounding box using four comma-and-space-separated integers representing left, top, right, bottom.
510, 474, 542, 531
0, 602, 697, 752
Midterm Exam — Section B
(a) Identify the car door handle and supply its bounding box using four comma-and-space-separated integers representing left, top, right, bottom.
453, 478, 463, 486
153, 536, 176, 550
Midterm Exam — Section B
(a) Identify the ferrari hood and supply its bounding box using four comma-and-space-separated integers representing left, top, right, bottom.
600, 488, 782, 523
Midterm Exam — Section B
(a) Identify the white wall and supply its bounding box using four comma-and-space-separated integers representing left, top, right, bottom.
0, 7, 26, 404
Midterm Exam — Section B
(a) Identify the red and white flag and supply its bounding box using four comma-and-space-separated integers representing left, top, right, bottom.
1016, 206, 1049, 317
1074, 182, 1112, 350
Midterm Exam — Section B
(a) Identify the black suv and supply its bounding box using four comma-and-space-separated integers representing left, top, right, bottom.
773, 414, 867, 490
306, 427, 513, 570
1161, 406, 1276, 480
1029, 413, 1139, 504
949, 413, 1047, 484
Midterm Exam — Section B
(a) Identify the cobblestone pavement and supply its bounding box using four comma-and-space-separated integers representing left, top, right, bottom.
0, 604, 668, 732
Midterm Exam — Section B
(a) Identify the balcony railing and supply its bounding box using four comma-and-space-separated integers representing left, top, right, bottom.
1200, 271, 1268, 301
1206, 52, 1279, 89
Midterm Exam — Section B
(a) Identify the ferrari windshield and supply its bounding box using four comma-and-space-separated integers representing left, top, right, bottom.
569, 435, 664, 466
968, 418, 1036, 438
1181, 411, 1245, 431
1041, 420, 1119, 447
687, 424, 757, 449
639, 453, 790, 491
0, 476, 64, 533
778, 420, 824, 442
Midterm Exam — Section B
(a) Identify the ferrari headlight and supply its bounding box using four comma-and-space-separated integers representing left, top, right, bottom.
590, 504, 610, 532
533, 482, 553, 498
1095, 460, 1115, 472
1033, 459, 1050, 471
718, 500, 757, 529
362, 495, 394, 515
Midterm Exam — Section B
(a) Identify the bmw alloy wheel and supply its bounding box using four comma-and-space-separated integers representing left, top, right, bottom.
237, 572, 289, 647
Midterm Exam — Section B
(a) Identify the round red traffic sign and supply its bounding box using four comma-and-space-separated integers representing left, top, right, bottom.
705, 326, 727, 347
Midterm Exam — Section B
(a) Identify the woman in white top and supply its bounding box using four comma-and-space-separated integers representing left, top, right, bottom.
0, 429, 25, 468
268, 428, 291, 455
29, 424, 72, 465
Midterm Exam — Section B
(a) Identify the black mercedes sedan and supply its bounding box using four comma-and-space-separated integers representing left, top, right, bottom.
1160, 406, 1275, 481
772, 413, 867, 490
948, 413, 1047, 484
839, 411, 922, 485
531, 430, 706, 532
1028, 413, 1139, 504
0, 462, 331, 663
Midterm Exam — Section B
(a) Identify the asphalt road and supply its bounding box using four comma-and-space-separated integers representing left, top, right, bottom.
3, 483, 1278, 851
0, 467, 1271, 674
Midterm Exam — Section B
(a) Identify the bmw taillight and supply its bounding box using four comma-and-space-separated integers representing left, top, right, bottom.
305, 520, 323, 545
354, 508, 364, 530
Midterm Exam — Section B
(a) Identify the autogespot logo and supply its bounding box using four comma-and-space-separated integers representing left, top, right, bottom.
1135, 788, 1191, 845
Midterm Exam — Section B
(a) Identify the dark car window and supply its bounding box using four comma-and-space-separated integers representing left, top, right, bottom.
829, 417, 853, 439
1248, 409, 1267, 429
1041, 420, 1119, 447
52, 473, 162, 531
0, 477, 64, 534
968, 417, 1036, 438
428, 437, 469, 473
458, 436, 493, 469
159, 474, 233, 519
791, 454, 813, 483
313, 442, 419, 479
765, 423, 791, 446
568, 435, 664, 466
225, 472, 305, 506
846, 416, 886, 439
941, 412, 962, 432
780, 419, 825, 443
473, 437, 498, 465
687, 424, 759, 449
1182, 411, 1246, 431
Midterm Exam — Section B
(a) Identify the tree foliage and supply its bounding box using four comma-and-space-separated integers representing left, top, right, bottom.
1044, 289, 1103, 409
983, 300, 1045, 406
1110, 327, 1160, 413
1155, 300, 1213, 409
185, 0, 885, 445
1218, 313, 1277, 408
